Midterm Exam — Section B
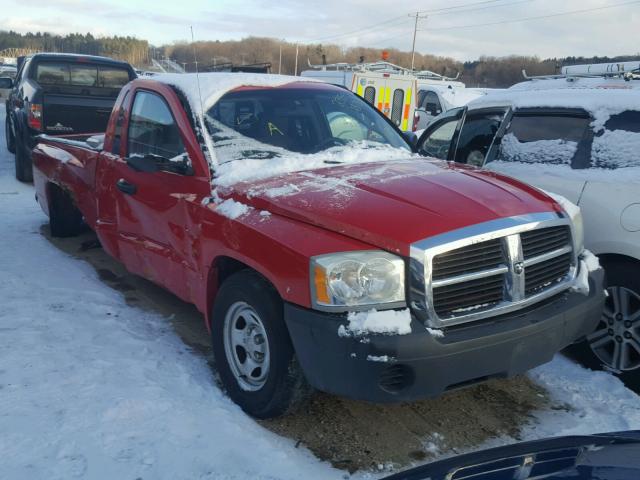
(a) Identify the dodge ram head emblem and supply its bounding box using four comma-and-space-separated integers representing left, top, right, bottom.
513, 262, 525, 275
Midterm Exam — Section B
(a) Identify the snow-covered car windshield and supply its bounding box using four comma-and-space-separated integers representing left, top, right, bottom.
204, 87, 410, 163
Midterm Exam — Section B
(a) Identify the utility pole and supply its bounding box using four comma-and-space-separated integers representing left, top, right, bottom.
409, 12, 427, 71
294, 43, 299, 76
278, 44, 282, 75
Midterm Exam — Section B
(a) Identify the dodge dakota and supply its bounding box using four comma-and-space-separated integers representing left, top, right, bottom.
31, 73, 605, 418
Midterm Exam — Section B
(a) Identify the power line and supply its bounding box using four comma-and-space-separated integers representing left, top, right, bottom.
307, 15, 411, 43
304, 0, 536, 45
428, 0, 535, 17
422, 0, 507, 13
424, 0, 640, 31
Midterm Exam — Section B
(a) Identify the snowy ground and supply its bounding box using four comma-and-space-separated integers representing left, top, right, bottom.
2, 111, 640, 479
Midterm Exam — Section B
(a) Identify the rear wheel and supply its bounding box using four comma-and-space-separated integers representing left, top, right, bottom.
14, 138, 33, 183
211, 270, 310, 418
49, 185, 85, 238
5, 115, 15, 154
566, 259, 640, 389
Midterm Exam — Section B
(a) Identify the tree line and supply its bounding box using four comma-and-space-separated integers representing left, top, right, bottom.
0, 31, 149, 66
2, 30, 638, 88
163, 37, 640, 87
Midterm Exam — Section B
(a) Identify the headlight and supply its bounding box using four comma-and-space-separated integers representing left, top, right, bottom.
311, 251, 405, 310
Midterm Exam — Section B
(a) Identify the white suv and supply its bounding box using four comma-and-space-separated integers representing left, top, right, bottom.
416, 82, 640, 386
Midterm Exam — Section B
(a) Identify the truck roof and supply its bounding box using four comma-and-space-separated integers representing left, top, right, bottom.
151, 72, 323, 115
26, 52, 133, 69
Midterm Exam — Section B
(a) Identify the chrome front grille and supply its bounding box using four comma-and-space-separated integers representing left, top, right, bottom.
410, 213, 578, 328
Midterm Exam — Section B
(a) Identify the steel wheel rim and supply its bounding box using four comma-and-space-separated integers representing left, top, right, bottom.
588, 286, 640, 372
223, 301, 270, 391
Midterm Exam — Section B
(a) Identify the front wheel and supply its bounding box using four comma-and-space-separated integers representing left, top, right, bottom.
566, 259, 640, 389
211, 270, 310, 418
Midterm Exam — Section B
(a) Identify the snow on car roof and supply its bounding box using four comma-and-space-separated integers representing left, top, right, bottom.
510, 77, 640, 91
152, 72, 318, 115
468, 87, 640, 130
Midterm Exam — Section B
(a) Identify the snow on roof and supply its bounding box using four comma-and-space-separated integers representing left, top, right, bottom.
152, 72, 317, 115
510, 77, 640, 91
468, 87, 640, 130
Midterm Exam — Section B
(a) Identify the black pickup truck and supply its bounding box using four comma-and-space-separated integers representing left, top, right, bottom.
4, 53, 136, 181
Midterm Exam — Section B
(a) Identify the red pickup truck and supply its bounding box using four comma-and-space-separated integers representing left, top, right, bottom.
32, 73, 605, 418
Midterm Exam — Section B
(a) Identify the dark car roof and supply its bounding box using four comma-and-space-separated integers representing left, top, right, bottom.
27, 52, 133, 69
384, 431, 640, 480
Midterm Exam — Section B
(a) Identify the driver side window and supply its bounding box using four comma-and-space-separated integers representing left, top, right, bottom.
128, 91, 186, 161
419, 120, 457, 160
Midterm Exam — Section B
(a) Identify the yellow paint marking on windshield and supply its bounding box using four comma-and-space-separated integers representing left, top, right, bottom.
267, 122, 284, 136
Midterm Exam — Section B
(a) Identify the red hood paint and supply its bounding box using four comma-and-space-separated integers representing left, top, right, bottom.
226, 158, 562, 255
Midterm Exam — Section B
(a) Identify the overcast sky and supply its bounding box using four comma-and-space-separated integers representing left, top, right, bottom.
3, 0, 640, 61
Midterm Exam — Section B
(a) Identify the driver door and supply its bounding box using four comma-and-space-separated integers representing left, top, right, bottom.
110, 89, 210, 301
416, 107, 465, 161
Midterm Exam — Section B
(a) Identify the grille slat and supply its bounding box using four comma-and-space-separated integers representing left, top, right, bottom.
433, 275, 503, 317
429, 224, 574, 322
522, 226, 571, 259
432, 239, 504, 280
525, 252, 573, 295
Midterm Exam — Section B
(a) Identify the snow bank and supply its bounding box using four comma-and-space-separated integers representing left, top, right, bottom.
338, 309, 412, 337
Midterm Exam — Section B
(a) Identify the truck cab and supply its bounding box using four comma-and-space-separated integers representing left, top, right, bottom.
31, 73, 605, 418
5, 52, 136, 182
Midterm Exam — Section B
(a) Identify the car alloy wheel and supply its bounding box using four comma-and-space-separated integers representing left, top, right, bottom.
223, 301, 271, 391
587, 286, 640, 372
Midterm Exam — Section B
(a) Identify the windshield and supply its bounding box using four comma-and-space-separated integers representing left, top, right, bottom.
204, 86, 410, 165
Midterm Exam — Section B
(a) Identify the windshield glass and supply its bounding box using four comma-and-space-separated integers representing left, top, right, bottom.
204, 87, 410, 166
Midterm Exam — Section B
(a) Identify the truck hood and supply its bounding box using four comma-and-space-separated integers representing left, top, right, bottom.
226, 158, 562, 255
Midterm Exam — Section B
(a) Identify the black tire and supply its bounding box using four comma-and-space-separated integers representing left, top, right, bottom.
49, 185, 85, 238
15, 137, 33, 183
565, 259, 640, 390
211, 270, 311, 418
5, 115, 15, 154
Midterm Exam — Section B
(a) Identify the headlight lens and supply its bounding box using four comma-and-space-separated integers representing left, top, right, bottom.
311, 251, 405, 309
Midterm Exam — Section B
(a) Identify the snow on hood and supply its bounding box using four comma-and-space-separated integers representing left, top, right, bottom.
222, 158, 562, 254
470, 88, 640, 131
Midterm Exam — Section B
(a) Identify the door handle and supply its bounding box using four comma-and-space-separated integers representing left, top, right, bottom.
116, 178, 137, 195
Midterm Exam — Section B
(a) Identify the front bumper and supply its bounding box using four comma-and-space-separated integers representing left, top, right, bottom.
285, 268, 605, 403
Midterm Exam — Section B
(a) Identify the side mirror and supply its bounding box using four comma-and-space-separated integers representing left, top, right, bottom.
402, 131, 418, 148
126, 154, 159, 173
0, 77, 14, 89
